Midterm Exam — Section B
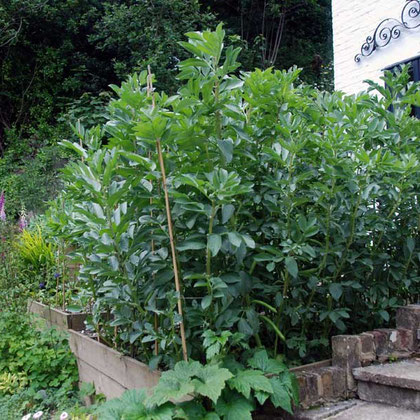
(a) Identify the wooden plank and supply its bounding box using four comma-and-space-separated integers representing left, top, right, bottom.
28, 300, 87, 331
77, 359, 127, 400
290, 359, 332, 373
49, 306, 70, 329
69, 330, 161, 391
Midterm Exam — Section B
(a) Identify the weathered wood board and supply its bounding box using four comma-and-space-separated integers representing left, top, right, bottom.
28, 300, 87, 331
69, 329, 161, 399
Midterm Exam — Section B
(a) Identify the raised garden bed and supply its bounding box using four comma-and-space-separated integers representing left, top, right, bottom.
28, 300, 87, 331
69, 329, 161, 399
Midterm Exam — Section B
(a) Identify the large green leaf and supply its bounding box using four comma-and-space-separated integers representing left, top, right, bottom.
177, 240, 206, 251
215, 393, 254, 420
192, 365, 233, 403
285, 256, 298, 278
269, 377, 293, 414
208, 233, 222, 257
228, 369, 273, 399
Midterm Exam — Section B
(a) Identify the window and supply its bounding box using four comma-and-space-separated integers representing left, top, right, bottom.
385, 55, 420, 118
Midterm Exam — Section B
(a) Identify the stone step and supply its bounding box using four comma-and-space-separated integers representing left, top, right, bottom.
353, 359, 420, 410
327, 401, 420, 420
292, 400, 420, 420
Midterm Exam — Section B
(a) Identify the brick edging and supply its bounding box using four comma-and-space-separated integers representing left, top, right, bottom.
294, 305, 420, 409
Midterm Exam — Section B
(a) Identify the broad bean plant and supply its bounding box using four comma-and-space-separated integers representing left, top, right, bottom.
48, 24, 420, 365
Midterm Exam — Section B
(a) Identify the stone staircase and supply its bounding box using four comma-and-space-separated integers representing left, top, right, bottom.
353, 359, 420, 411
292, 304, 420, 419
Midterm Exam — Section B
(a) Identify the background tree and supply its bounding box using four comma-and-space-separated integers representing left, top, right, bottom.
207, 0, 332, 82
0, 0, 332, 217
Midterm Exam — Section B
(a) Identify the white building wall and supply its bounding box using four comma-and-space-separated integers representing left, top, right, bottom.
332, 0, 420, 94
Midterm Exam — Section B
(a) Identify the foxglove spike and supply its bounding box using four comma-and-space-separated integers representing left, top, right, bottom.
0, 191, 5, 222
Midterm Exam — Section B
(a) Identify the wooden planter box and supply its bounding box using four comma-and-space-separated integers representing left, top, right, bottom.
28, 300, 87, 331
69, 330, 161, 399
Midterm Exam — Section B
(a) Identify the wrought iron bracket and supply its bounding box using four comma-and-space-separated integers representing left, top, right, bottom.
355, 0, 420, 63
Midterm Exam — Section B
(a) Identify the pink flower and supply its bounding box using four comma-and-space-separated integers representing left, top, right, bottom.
0, 191, 5, 222
33, 412, 43, 419
60, 412, 69, 420
18, 213, 27, 231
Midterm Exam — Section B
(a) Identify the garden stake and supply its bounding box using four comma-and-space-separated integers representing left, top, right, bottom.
62, 272, 65, 311
62, 245, 67, 310
147, 69, 160, 357
156, 138, 188, 361
148, 64, 187, 360
56, 249, 60, 307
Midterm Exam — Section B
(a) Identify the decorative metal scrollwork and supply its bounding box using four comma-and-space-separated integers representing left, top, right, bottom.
355, 0, 420, 62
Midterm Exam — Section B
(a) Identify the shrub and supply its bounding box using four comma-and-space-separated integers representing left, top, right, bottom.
16, 226, 56, 273
49, 24, 420, 367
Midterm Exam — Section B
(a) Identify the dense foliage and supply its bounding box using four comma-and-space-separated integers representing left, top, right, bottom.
208, 0, 333, 84
0, 220, 80, 418
0, 1, 332, 220
0, 311, 79, 418
0, 0, 216, 217
48, 25, 420, 370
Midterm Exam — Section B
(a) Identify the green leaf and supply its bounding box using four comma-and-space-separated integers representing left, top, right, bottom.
192, 365, 233, 403
205, 343, 221, 361
255, 390, 270, 405
177, 401, 207, 419
129, 331, 142, 344
216, 393, 254, 420
208, 234, 222, 257
379, 310, 389, 322
241, 234, 255, 249
203, 413, 221, 420
407, 237, 415, 253
227, 232, 242, 247
269, 377, 293, 414
109, 256, 119, 271
148, 362, 199, 406
177, 241, 206, 251
66, 305, 83, 313
218, 139, 234, 163
120, 151, 154, 169
228, 369, 273, 399
248, 350, 286, 374
201, 295, 212, 310
222, 204, 235, 224
329, 283, 343, 301
285, 256, 298, 278
238, 319, 254, 336
59, 140, 88, 159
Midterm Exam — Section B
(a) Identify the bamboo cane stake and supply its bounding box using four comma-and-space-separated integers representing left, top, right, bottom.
156, 139, 188, 361
62, 255, 66, 311
147, 68, 159, 357
147, 65, 188, 361
56, 249, 60, 307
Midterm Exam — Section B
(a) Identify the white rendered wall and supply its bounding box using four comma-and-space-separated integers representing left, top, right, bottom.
332, 0, 420, 94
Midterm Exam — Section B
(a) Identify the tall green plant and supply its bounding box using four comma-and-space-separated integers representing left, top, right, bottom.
49, 24, 420, 365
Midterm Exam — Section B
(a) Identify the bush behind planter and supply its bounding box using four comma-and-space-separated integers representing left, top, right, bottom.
47, 24, 420, 366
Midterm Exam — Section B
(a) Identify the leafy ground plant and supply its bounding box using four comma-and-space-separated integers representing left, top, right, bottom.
97, 344, 298, 419
0, 311, 79, 418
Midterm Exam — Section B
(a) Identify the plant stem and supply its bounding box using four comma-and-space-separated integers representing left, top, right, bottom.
206, 201, 217, 277
274, 270, 290, 357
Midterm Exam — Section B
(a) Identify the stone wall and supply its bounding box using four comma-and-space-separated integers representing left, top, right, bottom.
295, 304, 420, 409
332, 0, 420, 94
